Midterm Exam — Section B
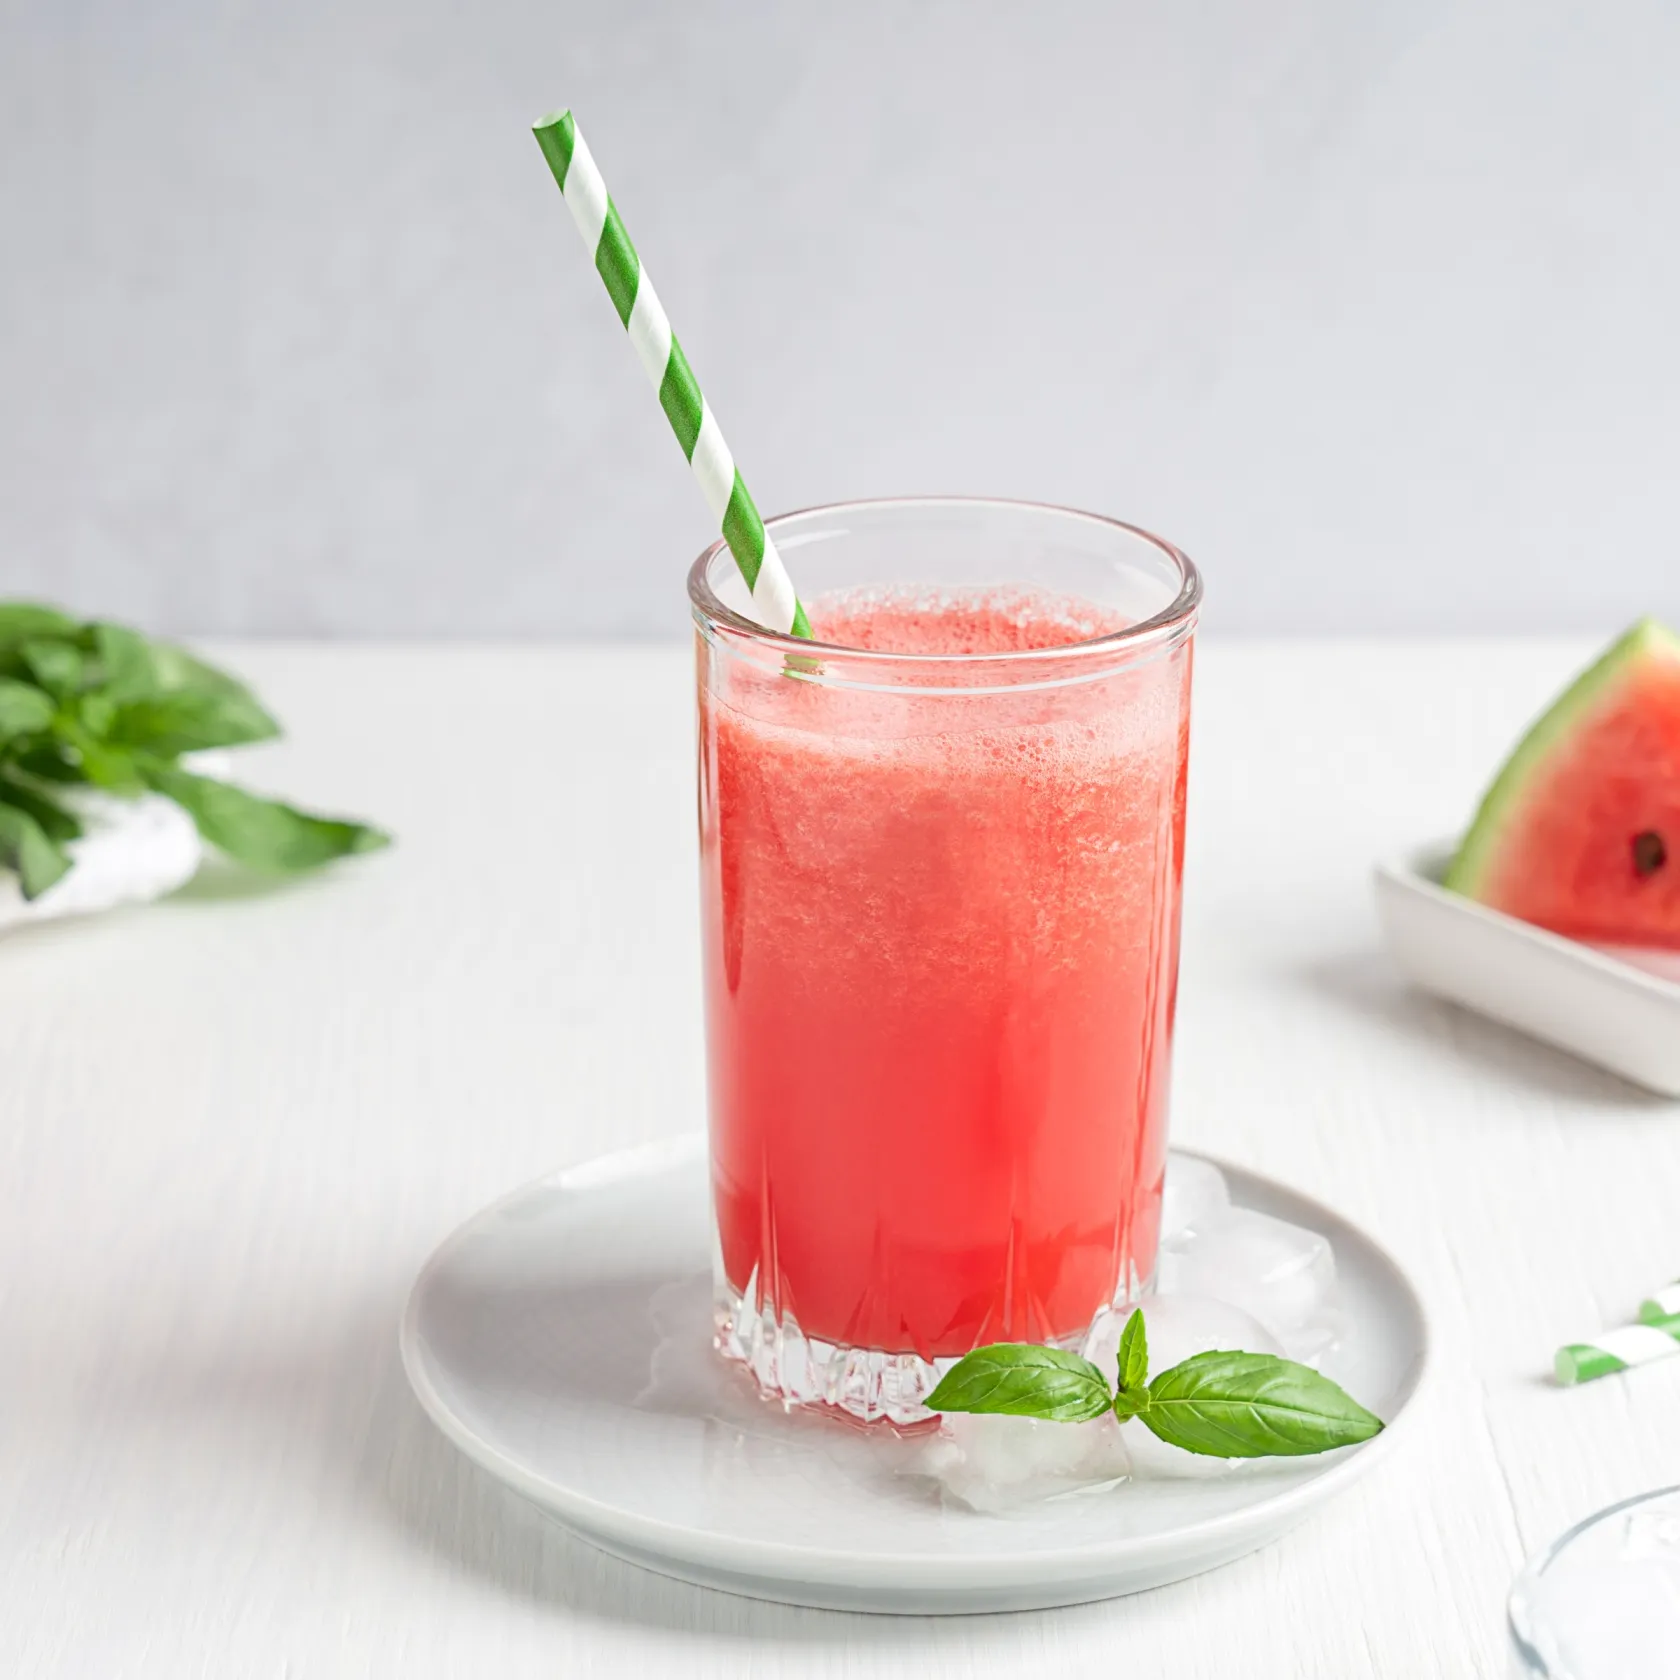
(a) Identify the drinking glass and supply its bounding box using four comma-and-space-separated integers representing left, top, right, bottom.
1509, 1486, 1680, 1678
689, 498, 1200, 1423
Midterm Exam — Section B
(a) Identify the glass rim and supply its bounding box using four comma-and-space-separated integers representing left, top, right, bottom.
685, 495, 1202, 666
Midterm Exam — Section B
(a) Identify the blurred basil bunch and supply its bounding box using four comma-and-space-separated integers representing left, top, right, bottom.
0, 602, 388, 900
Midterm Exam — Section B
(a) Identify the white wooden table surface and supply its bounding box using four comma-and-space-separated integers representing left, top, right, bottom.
8, 638, 1678, 1678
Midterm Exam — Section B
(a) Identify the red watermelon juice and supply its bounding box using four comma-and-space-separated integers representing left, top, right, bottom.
691, 504, 1200, 1419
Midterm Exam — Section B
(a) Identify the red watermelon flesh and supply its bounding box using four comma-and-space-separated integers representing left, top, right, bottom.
1445, 620, 1680, 948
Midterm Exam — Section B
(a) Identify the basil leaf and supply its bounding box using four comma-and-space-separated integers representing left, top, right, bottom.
145, 640, 255, 700
77, 692, 117, 737
1112, 1308, 1150, 1420
55, 722, 145, 794
0, 604, 387, 897
0, 801, 71, 899
90, 624, 264, 711
0, 603, 81, 646
1140, 1352, 1384, 1458
20, 639, 85, 699
0, 774, 83, 843
93, 622, 160, 702
109, 686, 280, 756
1118, 1308, 1149, 1392
13, 743, 85, 784
925, 1344, 1114, 1422
0, 679, 56, 738
140, 762, 390, 871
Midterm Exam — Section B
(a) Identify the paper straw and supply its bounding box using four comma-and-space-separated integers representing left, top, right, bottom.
532, 111, 812, 639
1639, 1283, 1680, 1325
1555, 1318, 1680, 1386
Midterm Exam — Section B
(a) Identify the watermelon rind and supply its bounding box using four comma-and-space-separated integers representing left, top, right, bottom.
1444, 617, 1680, 897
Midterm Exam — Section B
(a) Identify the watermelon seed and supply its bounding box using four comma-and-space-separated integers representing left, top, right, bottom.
1633, 830, 1667, 879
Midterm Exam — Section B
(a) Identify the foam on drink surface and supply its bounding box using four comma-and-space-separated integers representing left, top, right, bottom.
808, 585, 1134, 654
709, 587, 1187, 962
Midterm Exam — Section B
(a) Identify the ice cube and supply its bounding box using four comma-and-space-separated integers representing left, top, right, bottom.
1083, 1292, 1284, 1375
1084, 1294, 1285, 1479
1160, 1153, 1230, 1243
917, 1411, 1131, 1514
1157, 1207, 1337, 1352
1118, 1415, 1248, 1480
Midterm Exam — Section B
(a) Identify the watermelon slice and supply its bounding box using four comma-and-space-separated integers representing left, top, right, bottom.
1445, 618, 1680, 948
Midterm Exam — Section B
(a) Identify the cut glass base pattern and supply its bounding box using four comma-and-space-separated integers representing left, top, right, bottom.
714, 1270, 945, 1426
714, 1264, 1145, 1427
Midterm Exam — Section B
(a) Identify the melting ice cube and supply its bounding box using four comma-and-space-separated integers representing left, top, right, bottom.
1083, 1291, 1284, 1375
917, 1412, 1132, 1514
1160, 1153, 1231, 1243
1158, 1207, 1337, 1355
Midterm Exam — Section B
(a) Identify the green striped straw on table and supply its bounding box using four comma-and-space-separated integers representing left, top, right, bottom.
533, 110, 812, 639
1640, 1282, 1680, 1324
1555, 1316, 1680, 1386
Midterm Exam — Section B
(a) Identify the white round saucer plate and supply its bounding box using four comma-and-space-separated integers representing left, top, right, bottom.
400, 1136, 1429, 1614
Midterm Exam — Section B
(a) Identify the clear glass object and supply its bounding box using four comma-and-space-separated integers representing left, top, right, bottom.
689, 498, 1201, 1423
1509, 1486, 1680, 1678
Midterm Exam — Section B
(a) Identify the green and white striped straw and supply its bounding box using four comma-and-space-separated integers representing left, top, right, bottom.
1640, 1282, 1680, 1324
533, 110, 812, 639
1555, 1316, 1680, 1385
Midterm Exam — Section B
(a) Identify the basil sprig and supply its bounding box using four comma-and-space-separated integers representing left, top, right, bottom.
0, 602, 388, 899
926, 1308, 1384, 1459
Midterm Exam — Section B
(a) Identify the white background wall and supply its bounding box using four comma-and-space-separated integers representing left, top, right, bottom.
4, 0, 1678, 638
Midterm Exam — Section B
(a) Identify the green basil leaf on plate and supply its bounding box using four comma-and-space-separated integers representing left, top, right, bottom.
1117, 1307, 1149, 1392
1140, 1352, 1384, 1458
925, 1344, 1114, 1423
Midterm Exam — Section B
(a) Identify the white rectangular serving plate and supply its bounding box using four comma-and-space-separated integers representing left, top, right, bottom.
1374, 843, 1680, 1099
